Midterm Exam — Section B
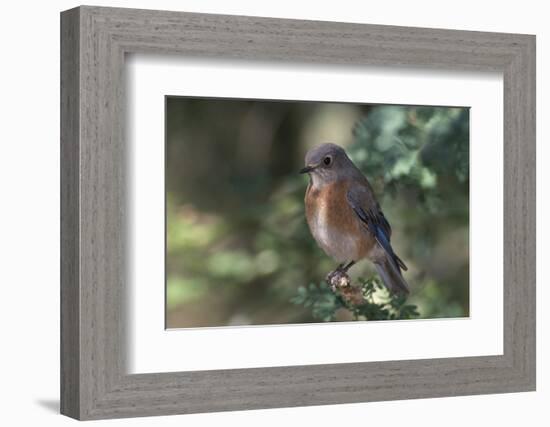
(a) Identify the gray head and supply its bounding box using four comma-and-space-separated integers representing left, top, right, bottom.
300, 143, 358, 186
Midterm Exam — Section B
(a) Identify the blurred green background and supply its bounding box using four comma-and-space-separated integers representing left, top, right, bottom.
166, 97, 469, 328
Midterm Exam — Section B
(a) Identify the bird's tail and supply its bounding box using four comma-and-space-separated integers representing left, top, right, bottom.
375, 257, 410, 295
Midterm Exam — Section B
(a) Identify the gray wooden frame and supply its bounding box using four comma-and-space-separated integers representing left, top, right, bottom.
60, 5, 536, 420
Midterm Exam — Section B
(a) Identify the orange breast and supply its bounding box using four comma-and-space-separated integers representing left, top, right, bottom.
305, 180, 375, 262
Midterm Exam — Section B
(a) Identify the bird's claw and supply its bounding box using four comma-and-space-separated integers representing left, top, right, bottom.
326, 268, 351, 291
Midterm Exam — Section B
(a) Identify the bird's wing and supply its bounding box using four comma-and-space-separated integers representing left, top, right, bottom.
346, 184, 407, 272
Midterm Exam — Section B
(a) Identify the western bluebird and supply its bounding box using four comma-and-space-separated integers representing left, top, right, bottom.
300, 143, 409, 295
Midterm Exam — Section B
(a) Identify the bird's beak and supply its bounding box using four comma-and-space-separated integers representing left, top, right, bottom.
299, 165, 315, 174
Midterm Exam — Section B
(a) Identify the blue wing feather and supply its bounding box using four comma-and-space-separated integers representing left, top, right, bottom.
346, 186, 407, 272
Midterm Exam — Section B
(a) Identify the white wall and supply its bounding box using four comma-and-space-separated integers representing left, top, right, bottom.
0, 0, 546, 425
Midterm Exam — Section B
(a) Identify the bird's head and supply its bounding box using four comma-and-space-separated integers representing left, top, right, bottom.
300, 143, 355, 186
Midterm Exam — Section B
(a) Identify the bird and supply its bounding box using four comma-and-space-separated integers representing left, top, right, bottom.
300, 143, 409, 295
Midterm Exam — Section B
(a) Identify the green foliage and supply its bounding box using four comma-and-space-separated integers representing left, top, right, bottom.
349, 106, 469, 210
291, 277, 420, 322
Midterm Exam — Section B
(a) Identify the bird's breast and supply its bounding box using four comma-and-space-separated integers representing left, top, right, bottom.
305, 181, 372, 263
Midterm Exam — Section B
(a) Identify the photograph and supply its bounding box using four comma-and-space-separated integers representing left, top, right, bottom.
165, 97, 470, 328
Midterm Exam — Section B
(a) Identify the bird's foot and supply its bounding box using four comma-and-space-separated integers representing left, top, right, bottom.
326, 268, 351, 291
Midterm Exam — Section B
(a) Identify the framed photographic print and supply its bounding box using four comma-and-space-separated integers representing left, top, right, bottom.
61, 5, 536, 420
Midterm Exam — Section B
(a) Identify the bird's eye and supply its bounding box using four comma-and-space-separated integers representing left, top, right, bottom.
323, 156, 332, 166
